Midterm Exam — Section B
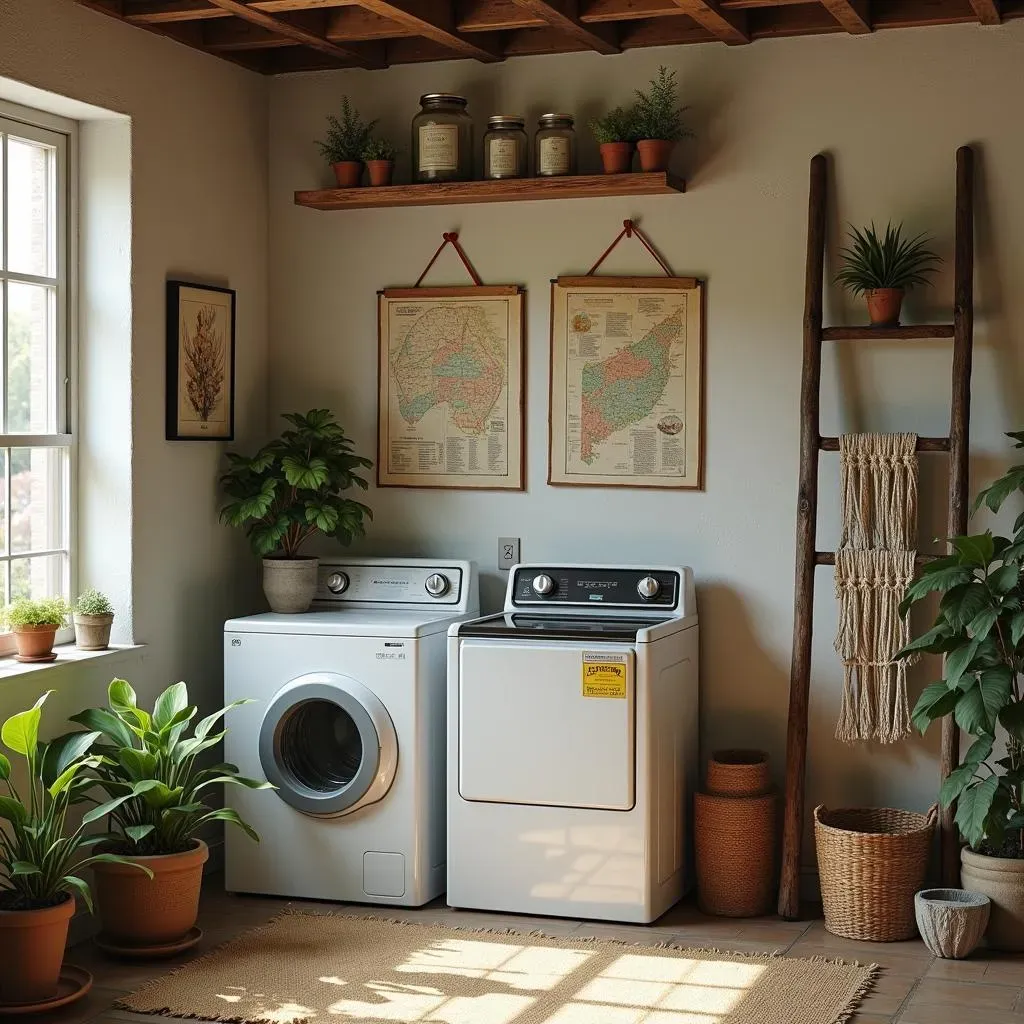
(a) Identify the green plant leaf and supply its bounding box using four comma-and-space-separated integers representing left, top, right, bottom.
967, 606, 999, 642
974, 465, 1024, 515
940, 763, 977, 808
82, 793, 136, 826
11, 860, 41, 876
125, 824, 156, 844
152, 682, 189, 731
897, 623, 953, 658
61, 875, 93, 913
193, 700, 252, 743
955, 775, 999, 848
108, 678, 137, 710
900, 567, 976, 615
963, 734, 994, 766
77, 853, 154, 878
48, 755, 104, 798
988, 564, 1020, 595
945, 638, 981, 689
0, 751, 9, 780
1, 690, 51, 756
117, 747, 158, 781
953, 533, 995, 567
979, 667, 1013, 730
0, 795, 27, 825
911, 681, 961, 734
69, 708, 135, 749
40, 731, 101, 788
198, 806, 260, 842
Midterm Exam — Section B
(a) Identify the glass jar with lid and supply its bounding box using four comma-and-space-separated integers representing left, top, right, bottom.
412, 94, 473, 183
483, 115, 528, 180
535, 114, 576, 177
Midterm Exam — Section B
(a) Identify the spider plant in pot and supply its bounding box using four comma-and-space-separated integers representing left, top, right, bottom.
362, 136, 398, 187
632, 66, 691, 173
221, 409, 373, 614
589, 106, 638, 174
316, 97, 376, 189
2, 597, 71, 663
67, 679, 272, 953
898, 429, 1024, 950
0, 692, 149, 1004
73, 588, 114, 651
835, 222, 941, 327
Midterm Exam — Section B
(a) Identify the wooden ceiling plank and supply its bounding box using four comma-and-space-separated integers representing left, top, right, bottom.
820, 0, 871, 32
502, 24, 592, 50
457, 0, 545, 31
346, 0, 505, 60
581, 0, 676, 22
667, 0, 748, 42
204, 17, 297, 45
504, 0, 621, 52
969, 0, 1001, 21
326, 6, 418, 37
124, 0, 359, 23
620, 12, 714, 42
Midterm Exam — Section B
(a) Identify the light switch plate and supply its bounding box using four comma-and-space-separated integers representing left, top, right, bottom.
498, 537, 520, 570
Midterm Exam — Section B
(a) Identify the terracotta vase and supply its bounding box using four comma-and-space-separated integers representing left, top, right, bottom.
12, 624, 58, 662
74, 613, 113, 651
961, 847, 1024, 951
636, 139, 674, 173
262, 557, 318, 614
0, 894, 74, 1005
599, 142, 633, 175
331, 161, 363, 188
92, 840, 209, 949
366, 160, 394, 187
865, 287, 905, 326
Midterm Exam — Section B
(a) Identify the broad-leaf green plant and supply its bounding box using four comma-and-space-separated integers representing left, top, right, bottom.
589, 105, 640, 145
0, 691, 149, 911
3, 596, 71, 629
899, 430, 1024, 856
316, 98, 377, 164
633, 66, 691, 143
67, 679, 272, 857
835, 222, 941, 295
219, 408, 373, 559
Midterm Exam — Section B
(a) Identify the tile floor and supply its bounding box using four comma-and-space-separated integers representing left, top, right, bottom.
39, 879, 1024, 1024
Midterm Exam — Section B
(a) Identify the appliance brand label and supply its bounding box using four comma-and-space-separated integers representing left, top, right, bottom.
376, 641, 407, 661
580, 651, 628, 699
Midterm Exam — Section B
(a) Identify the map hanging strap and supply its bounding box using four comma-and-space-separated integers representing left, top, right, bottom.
413, 231, 484, 288
585, 219, 676, 278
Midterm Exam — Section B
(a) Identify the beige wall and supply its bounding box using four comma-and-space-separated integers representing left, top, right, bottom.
269, 22, 1024, 858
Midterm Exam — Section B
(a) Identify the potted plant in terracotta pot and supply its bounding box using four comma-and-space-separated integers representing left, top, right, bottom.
0, 691, 149, 1008
316, 97, 376, 189
67, 679, 271, 955
73, 588, 114, 651
362, 136, 398, 187
898, 428, 1024, 950
2, 596, 71, 662
835, 221, 942, 327
632, 65, 691, 173
589, 106, 638, 175
220, 408, 373, 614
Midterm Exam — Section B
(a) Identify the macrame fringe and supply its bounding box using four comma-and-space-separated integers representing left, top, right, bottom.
839, 433, 918, 551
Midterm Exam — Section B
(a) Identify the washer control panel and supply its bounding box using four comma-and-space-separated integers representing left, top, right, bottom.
314, 562, 463, 605
512, 566, 679, 609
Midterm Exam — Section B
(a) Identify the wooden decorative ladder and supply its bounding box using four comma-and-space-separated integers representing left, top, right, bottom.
777, 147, 976, 920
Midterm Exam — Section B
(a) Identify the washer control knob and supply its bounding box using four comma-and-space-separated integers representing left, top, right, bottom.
637, 575, 661, 600
532, 573, 556, 597
425, 573, 450, 597
326, 571, 349, 595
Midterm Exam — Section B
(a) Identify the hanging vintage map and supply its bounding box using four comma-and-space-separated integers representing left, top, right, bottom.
378, 287, 524, 489
549, 277, 704, 488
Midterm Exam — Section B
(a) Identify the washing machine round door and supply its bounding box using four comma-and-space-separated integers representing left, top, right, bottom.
259, 672, 398, 818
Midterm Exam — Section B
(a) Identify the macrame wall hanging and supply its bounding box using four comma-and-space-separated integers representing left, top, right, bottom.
834, 433, 920, 744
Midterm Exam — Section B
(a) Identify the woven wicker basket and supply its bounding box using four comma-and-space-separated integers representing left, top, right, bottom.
814, 804, 937, 941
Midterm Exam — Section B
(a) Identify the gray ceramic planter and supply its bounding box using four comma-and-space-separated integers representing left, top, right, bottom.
74, 613, 113, 650
915, 888, 990, 959
262, 557, 318, 613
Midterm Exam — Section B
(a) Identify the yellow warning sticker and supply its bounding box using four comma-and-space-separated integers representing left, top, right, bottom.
581, 652, 628, 698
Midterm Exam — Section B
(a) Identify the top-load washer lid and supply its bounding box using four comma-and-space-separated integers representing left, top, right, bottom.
457, 613, 672, 642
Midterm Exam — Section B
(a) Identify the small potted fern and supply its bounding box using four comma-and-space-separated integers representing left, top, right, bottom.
590, 106, 638, 175
73, 588, 114, 651
316, 97, 376, 189
836, 222, 942, 327
633, 66, 691, 173
2, 596, 71, 662
362, 137, 398, 187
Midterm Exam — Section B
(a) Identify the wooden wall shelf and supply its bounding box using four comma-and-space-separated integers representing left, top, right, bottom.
294, 172, 685, 211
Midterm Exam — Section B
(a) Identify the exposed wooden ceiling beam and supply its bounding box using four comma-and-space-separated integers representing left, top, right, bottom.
504, 0, 620, 52
820, 0, 870, 32
326, 6, 418, 36
124, 0, 358, 23
666, 0, 748, 41
457, 0, 545, 31
969, 0, 1001, 22
347, 0, 505, 60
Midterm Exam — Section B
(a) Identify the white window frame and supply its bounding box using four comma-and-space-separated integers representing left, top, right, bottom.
0, 100, 77, 653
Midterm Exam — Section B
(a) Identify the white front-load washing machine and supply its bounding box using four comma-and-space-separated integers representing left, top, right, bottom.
224, 557, 478, 906
448, 563, 698, 923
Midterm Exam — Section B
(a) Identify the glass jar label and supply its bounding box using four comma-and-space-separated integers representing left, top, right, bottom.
539, 136, 570, 175
488, 138, 519, 176
418, 124, 459, 172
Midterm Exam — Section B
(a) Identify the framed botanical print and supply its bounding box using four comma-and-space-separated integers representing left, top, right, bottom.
166, 280, 236, 441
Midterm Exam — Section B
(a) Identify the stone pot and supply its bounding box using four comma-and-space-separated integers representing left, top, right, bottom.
599, 142, 633, 175
74, 613, 113, 651
262, 557, 318, 614
636, 139, 674, 173
0, 894, 74, 1005
92, 840, 209, 949
865, 287, 905, 327
366, 159, 394, 187
915, 888, 990, 959
12, 624, 58, 662
331, 161, 362, 188
961, 846, 1024, 951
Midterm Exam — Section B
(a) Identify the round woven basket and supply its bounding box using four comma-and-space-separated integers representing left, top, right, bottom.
814, 804, 937, 942
706, 750, 771, 796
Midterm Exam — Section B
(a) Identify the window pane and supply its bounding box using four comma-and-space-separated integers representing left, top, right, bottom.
10, 447, 64, 554
6, 136, 53, 278
7, 281, 56, 433
10, 553, 66, 603
0, 449, 6, 556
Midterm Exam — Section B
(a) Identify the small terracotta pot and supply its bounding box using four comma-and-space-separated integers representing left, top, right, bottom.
865, 287, 905, 326
331, 161, 363, 188
74, 613, 113, 651
636, 139, 675, 173
92, 840, 209, 949
0, 894, 74, 1004
599, 142, 633, 175
366, 160, 394, 187
12, 624, 58, 661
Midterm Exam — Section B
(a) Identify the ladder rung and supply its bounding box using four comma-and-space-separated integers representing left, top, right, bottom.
815, 551, 937, 566
819, 436, 950, 452
822, 324, 955, 341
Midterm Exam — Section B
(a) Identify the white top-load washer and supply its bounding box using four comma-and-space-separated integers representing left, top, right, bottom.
224, 557, 478, 906
448, 563, 698, 923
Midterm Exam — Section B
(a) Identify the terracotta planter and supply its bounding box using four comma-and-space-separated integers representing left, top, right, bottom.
74, 613, 113, 651
92, 840, 209, 949
262, 557, 318, 614
915, 888, 990, 959
865, 287, 905, 327
331, 161, 363, 188
0, 894, 74, 1005
12, 624, 58, 661
961, 846, 1024, 951
599, 142, 633, 175
366, 160, 394, 187
636, 139, 674, 173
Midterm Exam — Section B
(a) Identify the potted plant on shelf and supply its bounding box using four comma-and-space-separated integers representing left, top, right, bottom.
835, 221, 942, 327
898, 429, 1024, 950
68, 679, 271, 955
73, 589, 114, 651
632, 65, 691, 173
0, 692, 149, 1006
316, 97, 376, 189
362, 137, 398, 188
589, 106, 638, 175
220, 408, 373, 614
2, 597, 71, 662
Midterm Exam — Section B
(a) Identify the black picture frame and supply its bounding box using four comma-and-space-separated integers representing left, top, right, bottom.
166, 280, 236, 441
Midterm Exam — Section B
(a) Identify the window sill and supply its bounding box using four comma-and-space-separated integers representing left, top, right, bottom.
0, 643, 143, 683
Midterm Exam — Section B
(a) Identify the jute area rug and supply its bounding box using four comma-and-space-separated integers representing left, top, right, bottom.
120, 912, 876, 1024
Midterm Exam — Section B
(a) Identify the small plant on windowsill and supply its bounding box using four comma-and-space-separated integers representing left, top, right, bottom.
1, 596, 71, 663
73, 588, 114, 652
316, 97, 377, 189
